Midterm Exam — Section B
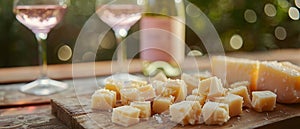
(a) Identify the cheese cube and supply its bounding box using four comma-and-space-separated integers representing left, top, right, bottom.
111, 106, 140, 127
181, 73, 200, 95
137, 84, 156, 100
120, 88, 142, 105
163, 79, 187, 102
123, 80, 148, 89
152, 96, 175, 114
170, 101, 202, 125
211, 56, 259, 90
256, 61, 300, 103
185, 95, 206, 106
198, 77, 225, 99
202, 101, 230, 125
251, 91, 277, 112
130, 101, 151, 119
150, 71, 168, 82
229, 86, 252, 108
213, 94, 243, 117
191, 88, 200, 96
151, 80, 165, 96
192, 71, 212, 80
105, 79, 122, 100
91, 89, 116, 110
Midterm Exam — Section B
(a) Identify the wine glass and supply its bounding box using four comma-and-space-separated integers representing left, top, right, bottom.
13, 0, 69, 95
95, 0, 143, 81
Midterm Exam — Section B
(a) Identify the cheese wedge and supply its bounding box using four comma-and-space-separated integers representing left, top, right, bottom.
211, 56, 259, 89
130, 101, 151, 119
256, 61, 300, 103
152, 96, 175, 114
228, 86, 252, 108
170, 101, 202, 125
251, 91, 277, 112
111, 105, 140, 127
91, 89, 116, 110
181, 73, 200, 95
202, 101, 230, 125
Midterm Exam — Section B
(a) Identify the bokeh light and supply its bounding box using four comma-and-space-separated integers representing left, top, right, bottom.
58, 45, 72, 61
230, 34, 243, 50
244, 9, 257, 23
288, 7, 299, 20
187, 50, 203, 57
274, 26, 287, 40
264, 3, 277, 17
295, 0, 300, 8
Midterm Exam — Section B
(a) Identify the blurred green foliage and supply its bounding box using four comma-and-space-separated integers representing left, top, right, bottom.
1, 0, 300, 67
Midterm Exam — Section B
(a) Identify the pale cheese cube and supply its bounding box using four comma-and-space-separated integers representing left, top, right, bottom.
130, 101, 151, 119
150, 71, 168, 82
192, 71, 212, 80
105, 79, 122, 100
251, 91, 277, 112
256, 61, 300, 103
152, 96, 175, 114
185, 95, 206, 106
181, 73, 200, 95
120, 88, 142, 105
213, 94, 243, 117
229, 86, 252, 108
202, 101, 230, 125
111, 106, 140, 127
170, 101, 202, 125
191, 88, 200, 96
91, 89, 116, 110
137, 84, 156, 100
163, 79, 187, 102
198, 77, 225, 99
211, 56, 259, 89
151, 80, 165, 96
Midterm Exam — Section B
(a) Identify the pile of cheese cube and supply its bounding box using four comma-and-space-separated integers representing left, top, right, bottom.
91, 71, 277, 127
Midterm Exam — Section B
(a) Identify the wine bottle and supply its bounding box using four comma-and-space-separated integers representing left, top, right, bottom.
140, 0, 185, 77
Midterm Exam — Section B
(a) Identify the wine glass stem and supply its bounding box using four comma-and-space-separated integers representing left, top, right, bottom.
114, 30, 127, 73
35, 33, 48, 79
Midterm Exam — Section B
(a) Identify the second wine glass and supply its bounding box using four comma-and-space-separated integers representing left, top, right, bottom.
96, 0, 143, 81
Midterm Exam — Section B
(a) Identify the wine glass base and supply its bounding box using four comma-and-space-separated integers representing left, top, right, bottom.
20, 78, 68, 96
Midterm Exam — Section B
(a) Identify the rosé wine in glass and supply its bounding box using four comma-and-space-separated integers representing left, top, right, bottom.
14, 5, 67, 34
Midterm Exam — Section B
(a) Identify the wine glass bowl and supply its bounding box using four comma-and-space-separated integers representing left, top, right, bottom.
13, 0, 69, 95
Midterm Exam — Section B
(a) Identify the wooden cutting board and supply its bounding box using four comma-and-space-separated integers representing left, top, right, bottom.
51, 95, 300, 129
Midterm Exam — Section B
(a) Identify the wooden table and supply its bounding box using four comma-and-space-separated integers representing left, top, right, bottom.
2, 49, 300, 129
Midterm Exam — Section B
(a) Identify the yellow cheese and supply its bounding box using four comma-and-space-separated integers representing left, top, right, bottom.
130, 101, 151, 119
198, 76, 225, 100
91, 89, 116, 110
256, 61, 300, 103
123, 80, 148, 89
162, 79, 187, 102
169, 101, 202, 125
111, 105, 140, 127
181, 73, 200, 95
211, 56, 259, 89
137, 84, 156, 100
251, 91, 277, 112
229, 86, 252, 108
105, 79, 122, 100
152, 96, 175, 114
120, 88, 142, 105
202, 101, 230, 125
185, 95, 206, 106
230, 81, 250, 90
213, 94, 243, 117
